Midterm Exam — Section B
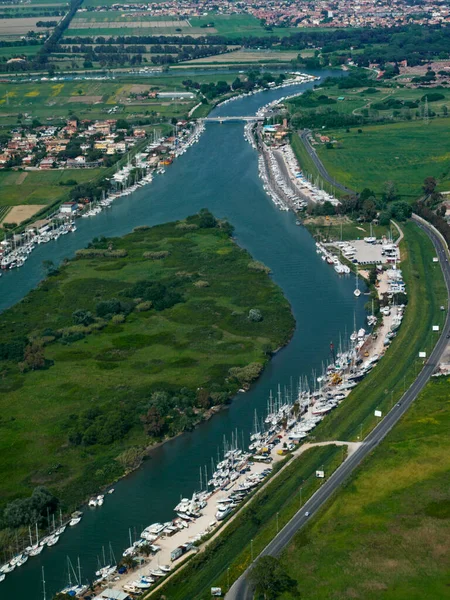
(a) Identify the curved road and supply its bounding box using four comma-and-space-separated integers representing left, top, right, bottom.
227, 216, 450, 599
299, 129, 355, 196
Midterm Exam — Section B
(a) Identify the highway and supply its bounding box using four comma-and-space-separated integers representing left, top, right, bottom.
299, 129, 355, 196
226, 216, 450, 599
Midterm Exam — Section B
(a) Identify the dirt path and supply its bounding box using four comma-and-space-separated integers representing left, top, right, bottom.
16, 172, 28, 185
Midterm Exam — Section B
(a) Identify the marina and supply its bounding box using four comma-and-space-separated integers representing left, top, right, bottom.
0, 69, 367, 600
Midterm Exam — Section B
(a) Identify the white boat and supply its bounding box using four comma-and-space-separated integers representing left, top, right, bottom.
354, 268, 361, 297
46, 535, 59, 547
159, 565, 171, 573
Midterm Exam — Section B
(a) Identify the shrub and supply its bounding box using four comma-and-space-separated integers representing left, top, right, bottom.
143, 250, 170, 260
228, 362, 263, 385
111, 314, 125, 324
96, 298, 132, 319
175, 222, 199, 230
248, 308, 263, 322
135, 301, 152, 312
72, 309, 94, 326
248, 260, 271, 274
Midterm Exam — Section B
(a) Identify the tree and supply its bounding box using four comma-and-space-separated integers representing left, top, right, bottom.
383, 181, 398, 202
21, 341, 46, 371
390, 201, 412, 221
141, 406, 165, 437
423, 176, 437, 195
198, 208, 217, 228
249, 556, 299, 599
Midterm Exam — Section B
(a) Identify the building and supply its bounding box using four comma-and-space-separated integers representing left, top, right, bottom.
60, 202, 78, 214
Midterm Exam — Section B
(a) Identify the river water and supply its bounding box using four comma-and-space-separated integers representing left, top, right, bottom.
0, 70, 365, 598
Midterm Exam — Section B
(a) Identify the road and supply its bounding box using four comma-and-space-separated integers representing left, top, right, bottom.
299, 129, 355, 196
227, 216, 450, 600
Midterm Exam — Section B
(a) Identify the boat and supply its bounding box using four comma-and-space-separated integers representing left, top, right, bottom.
354, 268, 361, 297
0, 573, 5, 582
159, 565, 171, 573
46, 535, 59, 547
69, 511, 83, 526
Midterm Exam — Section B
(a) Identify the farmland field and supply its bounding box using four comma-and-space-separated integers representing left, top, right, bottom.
0, 169, 104, 208
184, 49, 299, 64
0, 16, 59, 39
279, 375, 450, 600
317, 118, 450, 198
67, 12, 299, 38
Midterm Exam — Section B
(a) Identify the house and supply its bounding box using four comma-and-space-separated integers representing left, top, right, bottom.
60, 202, 78, 214
39, 157, 55, 169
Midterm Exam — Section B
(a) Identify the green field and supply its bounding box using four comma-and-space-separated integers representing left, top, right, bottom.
313, 221, 446, 443
0, 169, 103, 208
0, 78, 199, 125
67, 13, 299, 38
149, 444, 344, 600
317, 119, 450, 198
0, 215, 294, 517
280, 375, 450, 600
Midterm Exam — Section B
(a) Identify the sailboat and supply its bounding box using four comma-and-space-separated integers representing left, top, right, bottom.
354, 268, 361, 297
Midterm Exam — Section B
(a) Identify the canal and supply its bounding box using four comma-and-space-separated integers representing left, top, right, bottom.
0, 70, 366, 599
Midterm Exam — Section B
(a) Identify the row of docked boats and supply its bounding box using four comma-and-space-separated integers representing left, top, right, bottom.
0, 511, 83, 584
315, 242, 351, 275
0, 221, 76, 272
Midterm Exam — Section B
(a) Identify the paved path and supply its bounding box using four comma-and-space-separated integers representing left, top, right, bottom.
299, 129, 355, 196
226, 216, 450, 600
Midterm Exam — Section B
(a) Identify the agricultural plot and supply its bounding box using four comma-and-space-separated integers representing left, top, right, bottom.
184, 49, 299, 64
0, 169, 104, 209
0, 16, 57, 38
317, 118, 450, 198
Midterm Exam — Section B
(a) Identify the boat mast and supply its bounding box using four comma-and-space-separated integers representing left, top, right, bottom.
42, 567, 47, 600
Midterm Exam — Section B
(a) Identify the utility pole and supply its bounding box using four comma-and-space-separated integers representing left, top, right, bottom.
276, 512, 279, 533
251, 539, 254, 562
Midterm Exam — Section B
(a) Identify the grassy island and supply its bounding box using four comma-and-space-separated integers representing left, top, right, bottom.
0, 211, 294, 535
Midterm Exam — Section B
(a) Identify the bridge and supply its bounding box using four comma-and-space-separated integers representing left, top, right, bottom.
201, 116, 262, 123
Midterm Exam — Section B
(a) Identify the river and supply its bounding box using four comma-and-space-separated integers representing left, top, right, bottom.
0, 70, 366, 599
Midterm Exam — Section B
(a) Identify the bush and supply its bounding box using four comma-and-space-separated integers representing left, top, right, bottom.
228, 362, 263, 385
96, 299, 132, 319
72, 309, 94, 326
143, 250, 170, 260
248, 260, 271, 274
248, 308, 263, 322
3, 486, 58, 529
135, 301, 152, 312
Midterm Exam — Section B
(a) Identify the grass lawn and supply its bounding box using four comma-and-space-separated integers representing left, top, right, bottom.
317, 118, 450, 199
303, 215, 398, 242
0, 169, 103, 208
290, 132, 338, 198
149, 445, 344, 600
313, 220, 447, 442
0, 215, 294, 516
280, 375, 450, 600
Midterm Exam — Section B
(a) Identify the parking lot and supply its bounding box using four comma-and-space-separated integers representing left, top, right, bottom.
327, 239, 400, 265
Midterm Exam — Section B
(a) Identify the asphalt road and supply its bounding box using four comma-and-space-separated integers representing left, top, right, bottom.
226, 217, 450, 599
299, 129, 355, 196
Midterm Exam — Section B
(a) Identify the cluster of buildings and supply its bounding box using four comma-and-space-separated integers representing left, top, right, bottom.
0, 119, 146, 170
80, 0, 450, 29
